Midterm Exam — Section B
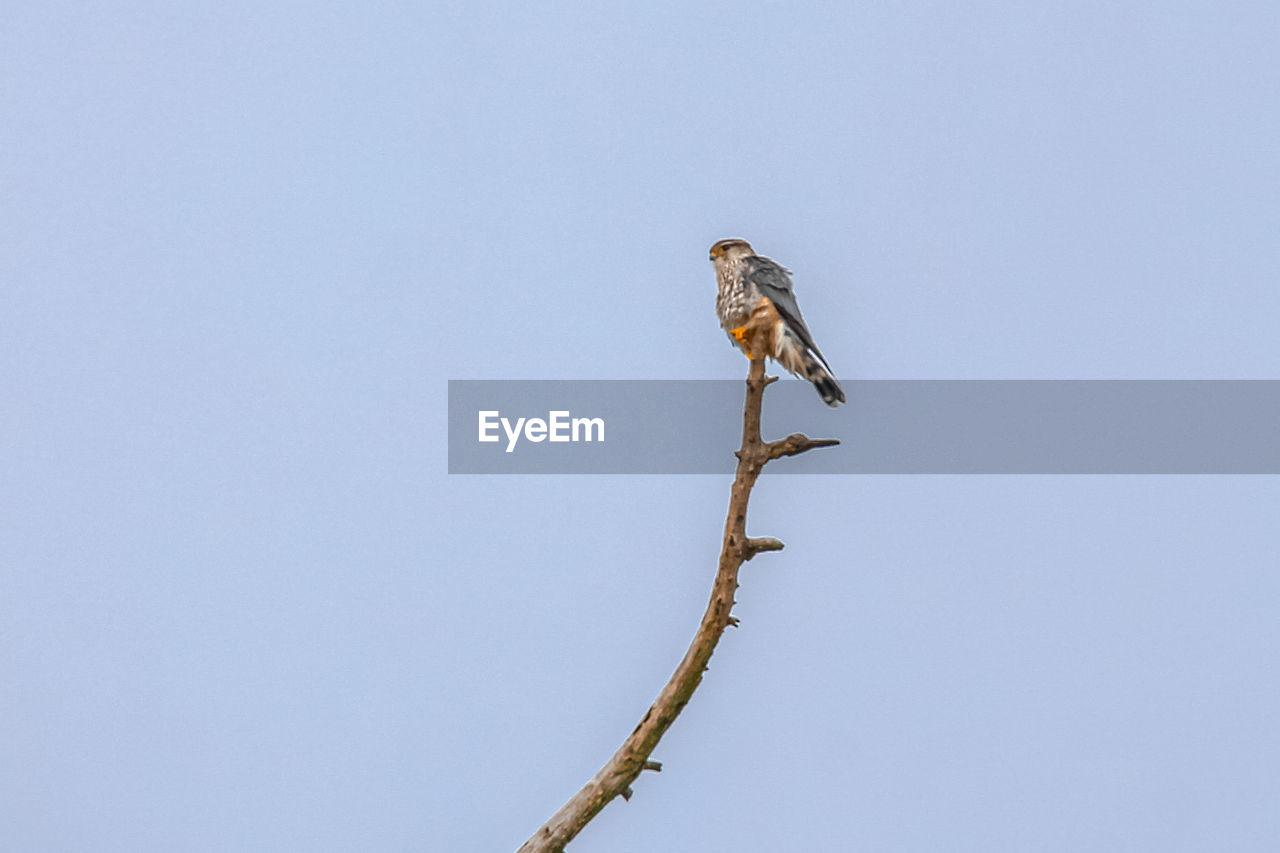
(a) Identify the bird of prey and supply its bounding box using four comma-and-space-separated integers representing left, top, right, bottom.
709, 238, 846, 406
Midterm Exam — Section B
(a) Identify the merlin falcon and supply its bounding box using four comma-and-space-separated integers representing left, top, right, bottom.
710, 238, 847, 406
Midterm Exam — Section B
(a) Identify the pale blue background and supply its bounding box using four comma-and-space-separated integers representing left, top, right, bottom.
4, 2, 1278, 850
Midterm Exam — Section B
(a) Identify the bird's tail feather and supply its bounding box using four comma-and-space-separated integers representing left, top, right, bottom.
802, 351, 846, 407
774, 330, 846, 407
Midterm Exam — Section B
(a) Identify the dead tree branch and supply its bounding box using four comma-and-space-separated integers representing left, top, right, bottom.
517, 357, 839, 852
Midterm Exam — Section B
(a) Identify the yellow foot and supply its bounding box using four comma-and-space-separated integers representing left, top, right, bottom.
730, 327, 757, 358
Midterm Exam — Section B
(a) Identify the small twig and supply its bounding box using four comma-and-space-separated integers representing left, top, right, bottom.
742, 537, 785, 560
766, 433, 840, 461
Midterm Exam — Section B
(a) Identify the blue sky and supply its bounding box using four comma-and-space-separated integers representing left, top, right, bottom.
4, 2, 1279, 850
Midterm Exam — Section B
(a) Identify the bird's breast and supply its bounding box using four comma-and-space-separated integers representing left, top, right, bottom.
715, 264, 753, 329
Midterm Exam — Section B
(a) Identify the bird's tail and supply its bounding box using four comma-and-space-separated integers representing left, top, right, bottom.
801, 351, 846, 407
775, 330, 846, 407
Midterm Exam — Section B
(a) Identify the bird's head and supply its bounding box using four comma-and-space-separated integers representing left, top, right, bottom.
709, 238, 754, 263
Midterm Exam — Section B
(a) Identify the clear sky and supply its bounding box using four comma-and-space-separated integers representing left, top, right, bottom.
3, 2, 1279, 850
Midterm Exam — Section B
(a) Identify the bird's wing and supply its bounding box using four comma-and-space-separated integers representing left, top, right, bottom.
743, 256, 835, 370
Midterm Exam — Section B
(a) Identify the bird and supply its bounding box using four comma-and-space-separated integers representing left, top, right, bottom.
709, 238, 846, 406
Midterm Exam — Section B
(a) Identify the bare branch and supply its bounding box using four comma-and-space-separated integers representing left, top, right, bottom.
516, 356, 838, 852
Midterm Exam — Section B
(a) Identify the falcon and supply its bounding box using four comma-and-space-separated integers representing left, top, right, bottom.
709, 238, 847, 406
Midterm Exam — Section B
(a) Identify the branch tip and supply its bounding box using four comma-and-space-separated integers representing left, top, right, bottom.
743, 536, 785, 559
642, 760, 662, 773
766, 433, 841, 460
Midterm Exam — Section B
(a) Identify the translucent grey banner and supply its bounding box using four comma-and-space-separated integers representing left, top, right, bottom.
447, 380, 1280, 474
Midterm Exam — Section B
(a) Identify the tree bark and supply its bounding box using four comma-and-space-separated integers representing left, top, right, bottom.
517, 358, 838, 852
